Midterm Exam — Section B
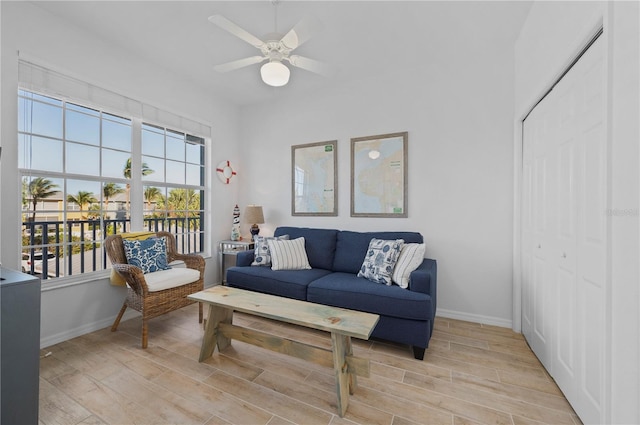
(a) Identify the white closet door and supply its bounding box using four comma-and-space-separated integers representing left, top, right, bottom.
522, 35, 605, 424
522, 103, 555, 371
575, 35, 606, 419
521, 109, 534, 346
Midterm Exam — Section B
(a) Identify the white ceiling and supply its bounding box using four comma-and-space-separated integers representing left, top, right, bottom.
32, 1, 533, 107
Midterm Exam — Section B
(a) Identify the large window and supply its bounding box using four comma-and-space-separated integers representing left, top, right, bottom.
140, 123, 205, 255
18, 89, 205, 281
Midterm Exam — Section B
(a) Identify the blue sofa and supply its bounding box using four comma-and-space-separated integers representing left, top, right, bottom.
226, 226, 437, 360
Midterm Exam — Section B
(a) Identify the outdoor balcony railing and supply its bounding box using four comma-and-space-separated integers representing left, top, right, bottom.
21, 217, 203, 280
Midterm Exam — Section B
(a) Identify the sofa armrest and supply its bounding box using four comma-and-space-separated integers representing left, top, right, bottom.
409, 258, 437, 305
235, 249, 255, 267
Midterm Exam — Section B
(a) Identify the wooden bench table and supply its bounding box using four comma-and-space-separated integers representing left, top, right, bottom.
188, 286, 380, 417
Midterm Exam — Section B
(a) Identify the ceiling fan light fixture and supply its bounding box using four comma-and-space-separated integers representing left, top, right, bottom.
260, 60, 290, 87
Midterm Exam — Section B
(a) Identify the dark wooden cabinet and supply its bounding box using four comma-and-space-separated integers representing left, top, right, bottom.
1, 267, 41, 425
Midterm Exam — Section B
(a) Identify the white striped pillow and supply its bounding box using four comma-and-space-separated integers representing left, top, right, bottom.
392, 243, 426, 288
268, 237, 312, 271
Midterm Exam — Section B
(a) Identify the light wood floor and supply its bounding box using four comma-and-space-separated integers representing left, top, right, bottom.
39, 303, 581, 425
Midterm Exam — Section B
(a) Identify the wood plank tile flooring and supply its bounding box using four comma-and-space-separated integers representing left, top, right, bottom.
39, 304, 581, 425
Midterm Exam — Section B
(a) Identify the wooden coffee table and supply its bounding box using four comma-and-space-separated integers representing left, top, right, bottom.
188, 285, 379, 417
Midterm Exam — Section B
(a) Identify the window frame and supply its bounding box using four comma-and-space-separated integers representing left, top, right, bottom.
18, 88, 208, 284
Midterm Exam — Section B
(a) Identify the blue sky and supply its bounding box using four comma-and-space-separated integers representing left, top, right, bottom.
18, 90, 203, 199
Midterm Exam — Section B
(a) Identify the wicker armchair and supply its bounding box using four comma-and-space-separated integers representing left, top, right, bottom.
105, 231, 205, 348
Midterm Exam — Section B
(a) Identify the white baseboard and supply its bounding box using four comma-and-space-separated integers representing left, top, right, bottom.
39, 304, 513, 348
436, 308, 513, 330
40, 310, 140, 349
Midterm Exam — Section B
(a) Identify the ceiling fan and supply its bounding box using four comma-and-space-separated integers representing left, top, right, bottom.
208, 10, 332, 87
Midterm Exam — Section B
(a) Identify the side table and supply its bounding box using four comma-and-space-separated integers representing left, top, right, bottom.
218, 240, 255, 283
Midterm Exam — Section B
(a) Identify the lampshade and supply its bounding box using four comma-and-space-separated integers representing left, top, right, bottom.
244, 205, 265, 225
260, 61, 290, 87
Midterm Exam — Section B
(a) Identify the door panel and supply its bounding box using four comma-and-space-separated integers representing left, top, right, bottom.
556, 267, 575, 374
528, 108, 554, 369
582, 278, 603, 406
583, 127, 606, 244
521, 157, 533, 340
522, 35, 606, 425
553, 38, 580, 400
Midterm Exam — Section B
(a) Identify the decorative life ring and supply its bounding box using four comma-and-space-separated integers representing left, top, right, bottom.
216, 160, 236, 184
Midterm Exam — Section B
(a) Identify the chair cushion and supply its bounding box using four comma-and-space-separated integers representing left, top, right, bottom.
110, 268, 126, 287
123, 237, 171, 274
144, 267, 200, 292
109, 232, 158, 286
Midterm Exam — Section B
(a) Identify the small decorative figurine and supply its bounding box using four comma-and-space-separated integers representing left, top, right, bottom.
231, 204, 241, 241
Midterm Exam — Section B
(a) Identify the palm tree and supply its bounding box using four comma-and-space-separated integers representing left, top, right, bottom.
86, 204, 102, 220
156, 188, 201, 229
67, 191, 98, 219
21, 178, 29, 210
144, 186, 162, 212
27, 177, 60, 222
103, 182, 125, 212
123, 158, 154, 215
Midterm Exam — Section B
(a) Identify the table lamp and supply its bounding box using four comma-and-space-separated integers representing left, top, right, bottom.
244, 205, 265, 238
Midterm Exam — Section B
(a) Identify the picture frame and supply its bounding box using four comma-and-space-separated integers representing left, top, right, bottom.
291, 140, 338, 216
351, 132, 408, 218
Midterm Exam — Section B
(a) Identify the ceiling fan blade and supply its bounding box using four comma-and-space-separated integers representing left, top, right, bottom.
287, 55, 334, 77
280, 16, 323, 50
214, 56, 266, 73
208, 15, 264, 49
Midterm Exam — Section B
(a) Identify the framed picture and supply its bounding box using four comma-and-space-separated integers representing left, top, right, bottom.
351, 132, 408, 217
291, 140, 338, 216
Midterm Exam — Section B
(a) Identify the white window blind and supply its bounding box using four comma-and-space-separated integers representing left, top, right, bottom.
17, 55, 209, 281
17, 56, 211, 139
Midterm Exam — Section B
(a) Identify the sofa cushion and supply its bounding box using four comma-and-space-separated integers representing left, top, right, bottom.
252, 234, 289, 266
307, 272, 433, 321
268, 237, 312, 271
226, 266, 332, 301
392, 243, 426, 288
357, 238, 404, 285
333, 231, 424, 274
274, 227, 338, 270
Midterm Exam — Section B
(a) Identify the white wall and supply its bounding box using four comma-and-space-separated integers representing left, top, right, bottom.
608, 2, 639, 423
238, 33, 517, 327
0, 2, 242, 347
514, 1, 639, 423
